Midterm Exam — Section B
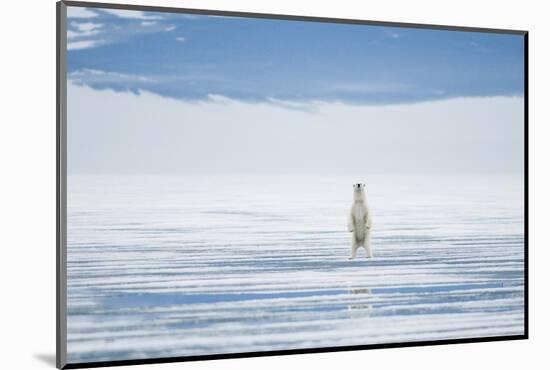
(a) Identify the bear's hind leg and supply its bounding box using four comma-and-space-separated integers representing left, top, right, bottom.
364, 229, 373, 258
349, 238, 358, 260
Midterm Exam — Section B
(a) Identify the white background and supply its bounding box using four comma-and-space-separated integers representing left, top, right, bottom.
0, 0, 547, 369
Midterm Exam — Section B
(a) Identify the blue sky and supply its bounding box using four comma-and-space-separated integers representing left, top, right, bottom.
67, 6, 524, 105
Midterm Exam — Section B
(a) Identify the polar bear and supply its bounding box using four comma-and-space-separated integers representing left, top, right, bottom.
347, 183, 373, 259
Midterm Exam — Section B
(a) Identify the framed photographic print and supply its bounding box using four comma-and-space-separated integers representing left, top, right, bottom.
56, 1, 528, 368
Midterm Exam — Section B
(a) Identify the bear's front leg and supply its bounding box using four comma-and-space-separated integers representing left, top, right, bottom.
347, 214, 354, 232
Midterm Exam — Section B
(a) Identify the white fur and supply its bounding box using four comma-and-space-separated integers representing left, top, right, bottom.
347, 184, 373, 259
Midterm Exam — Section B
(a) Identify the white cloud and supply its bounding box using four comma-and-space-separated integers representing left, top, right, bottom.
102, 9, 163, 20
67, 30, 99, 40
67, 7, 98, 18
68, 22, 104, 40
141, 21, 157, 27
67, 40, 103, 50
69, 69, 156, 83
175, 36, 186, 42
67, 29, 100, 40
207, 15, 235, 19
67, 82, 524, 175
267, 98, 318, 112
206, 94, 234, 103
72, 22, 103, 32
164, 26, 176, 32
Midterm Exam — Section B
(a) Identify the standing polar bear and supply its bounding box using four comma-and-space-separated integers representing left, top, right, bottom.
347, 183, 373, 259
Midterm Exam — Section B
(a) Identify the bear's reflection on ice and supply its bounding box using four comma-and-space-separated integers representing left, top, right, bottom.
347, 288, 373, 318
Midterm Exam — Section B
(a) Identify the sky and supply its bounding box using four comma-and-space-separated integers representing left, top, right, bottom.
66, 5, 525, 175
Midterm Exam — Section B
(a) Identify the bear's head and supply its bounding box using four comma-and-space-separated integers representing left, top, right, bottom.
353, 183, 366, 201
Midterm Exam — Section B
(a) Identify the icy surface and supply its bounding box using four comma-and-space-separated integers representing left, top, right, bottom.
66, 175, 525, 363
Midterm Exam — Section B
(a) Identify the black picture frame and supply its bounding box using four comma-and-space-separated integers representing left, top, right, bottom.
56, 1, 529, 368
